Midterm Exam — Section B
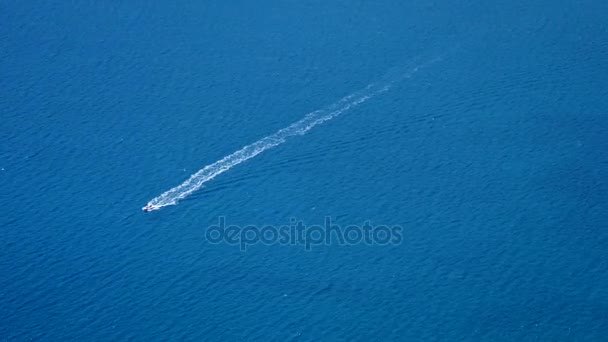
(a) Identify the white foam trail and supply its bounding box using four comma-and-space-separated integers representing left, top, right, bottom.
144, 59, 439, 211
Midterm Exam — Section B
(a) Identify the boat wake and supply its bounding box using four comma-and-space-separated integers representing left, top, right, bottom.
143, 58, 441, 211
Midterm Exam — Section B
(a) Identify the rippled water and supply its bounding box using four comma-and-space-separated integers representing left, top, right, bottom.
2, 1, 607, 340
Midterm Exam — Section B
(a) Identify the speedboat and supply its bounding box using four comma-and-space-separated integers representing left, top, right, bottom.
142, 204, 157, 212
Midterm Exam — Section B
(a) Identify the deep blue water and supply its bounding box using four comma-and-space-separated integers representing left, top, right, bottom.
2, 1, 608, 340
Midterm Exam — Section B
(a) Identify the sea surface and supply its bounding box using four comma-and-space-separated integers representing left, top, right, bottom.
2, 1, 607, 341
